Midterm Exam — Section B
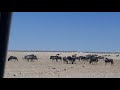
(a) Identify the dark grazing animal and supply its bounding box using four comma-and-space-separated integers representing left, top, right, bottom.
67, 56, 76, 64
23, 54, 38, 62
50, 56, 62, 62
89, 56, 98, 65
63, 56, 68, 64
80, 56, 89, 61
8, 56, 18, 61
105, 58, 114, 65
62, 56, 76, 64
79, 56, 90, 64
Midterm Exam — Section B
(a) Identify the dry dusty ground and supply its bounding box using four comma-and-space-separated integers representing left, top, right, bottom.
4, 52, 120, 78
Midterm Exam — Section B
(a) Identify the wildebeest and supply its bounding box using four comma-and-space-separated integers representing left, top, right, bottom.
23, 54, 38, 62
80, 56, 89, 61
105, 58, 114, 65
89, 56, 98, 65
8, 56, 18, 61
79, 56, 90, 64
63, 56, 68, 64
67, 56, 76, 64
62, 56, 76, 64
50, 56, 62, 62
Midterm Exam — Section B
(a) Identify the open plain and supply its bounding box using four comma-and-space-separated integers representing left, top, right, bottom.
4, 51, 120, 78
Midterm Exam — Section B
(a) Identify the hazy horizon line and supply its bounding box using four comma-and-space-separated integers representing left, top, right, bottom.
8, 50, 120, 54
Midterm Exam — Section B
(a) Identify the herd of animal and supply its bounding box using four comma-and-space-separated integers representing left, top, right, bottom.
7, 53, 115, 65
8, 54, 38, 62
50, 54, 114, 65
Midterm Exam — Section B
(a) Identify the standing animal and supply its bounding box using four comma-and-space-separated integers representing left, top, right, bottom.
67, 56, 76, 64
23, 54, 38, 62
8, 56, 18, 61
79, 56, 90, 64
89, 56, 98, 65
80, 56, 89, 61
63, 56, 68, 64
105, 58, 114, 65
50, 56, 62, 62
